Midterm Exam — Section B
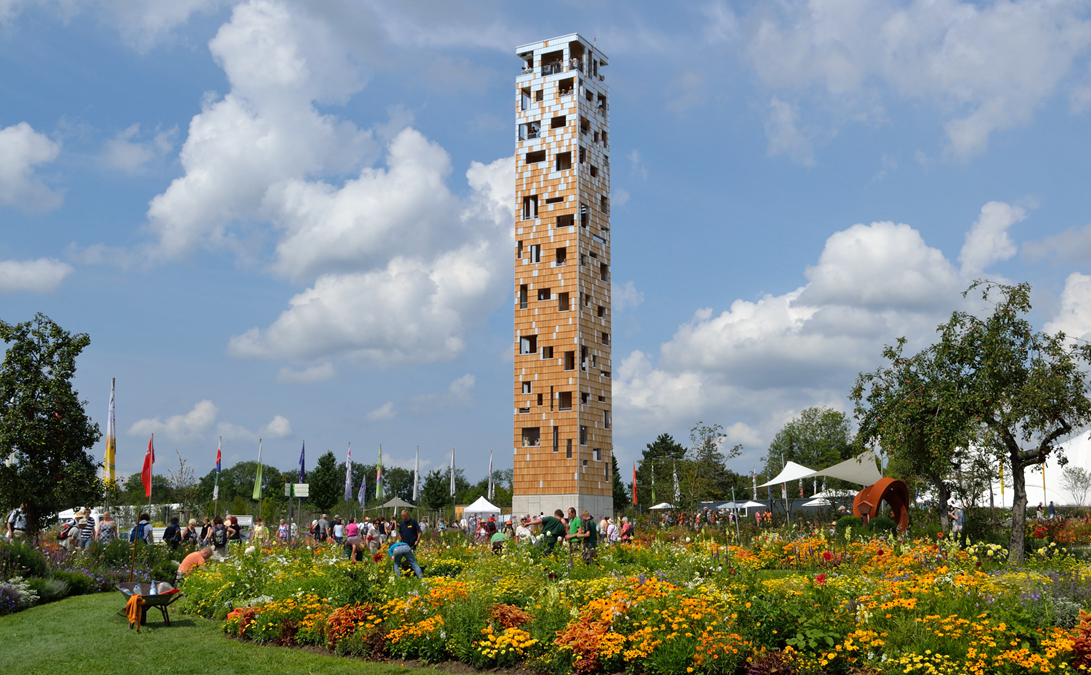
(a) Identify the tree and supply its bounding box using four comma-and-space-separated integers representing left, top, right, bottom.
168, 451, 198, 515
122, 472, 171, 505
611, 455, 628, 511
688, 421, 741, 500
0, 314, 103, 536
1062, 466, 1091, 506
635, 434, 685, 506
308, 451, 341, 513
852, 281, 1091, 562
763, 408, 854, 482
421, 467, 470, 511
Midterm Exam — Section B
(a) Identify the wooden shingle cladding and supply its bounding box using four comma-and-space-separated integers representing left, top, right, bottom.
512, 35, 613, 515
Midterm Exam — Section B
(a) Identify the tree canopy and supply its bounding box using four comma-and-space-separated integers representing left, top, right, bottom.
0, 314, 102, 535
852, 281, 1091, 562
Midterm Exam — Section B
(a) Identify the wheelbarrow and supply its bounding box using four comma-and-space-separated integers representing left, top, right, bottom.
116, 582, 182, 628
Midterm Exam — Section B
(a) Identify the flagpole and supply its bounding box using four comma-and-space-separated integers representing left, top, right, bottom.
104, 377, 115, 512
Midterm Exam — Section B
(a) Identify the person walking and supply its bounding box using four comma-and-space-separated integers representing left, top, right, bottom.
182, 519, 199, 547
567, 510, 599, 563
398, 510, 420, 549
199, 517, 212, 546
6, 503, 28, 542
209, 516, 229, 561
163, 517, 182, 550
95, 511, 117, 544
620, 517, 633, 543
277, 519, 289, 543
76, 508, 96, 549
251, 517, 268, 547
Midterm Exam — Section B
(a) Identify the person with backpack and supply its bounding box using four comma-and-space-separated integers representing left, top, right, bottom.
163, 517, 182, 550
130, 513, 153, 545
315, 514, 329, 542
209, 516, 229, 560
619, 516, 633, 543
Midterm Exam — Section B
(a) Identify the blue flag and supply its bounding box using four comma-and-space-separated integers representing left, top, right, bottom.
298, 441, 306, 482
357, 475, 366, 508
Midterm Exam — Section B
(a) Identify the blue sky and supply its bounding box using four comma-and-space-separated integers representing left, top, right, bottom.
3, 0, 1091, 486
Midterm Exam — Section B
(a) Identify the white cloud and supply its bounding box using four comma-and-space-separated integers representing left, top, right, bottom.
800, 221, 960, 309
744, 0, 1091, 159
612, 189, 630, 207
276, 362, 336, 383
217, 414, 293, 442
366, 402, 396, 420
264, 415, 292, 438
129, 400, 218, 442
409, 374, 476, 412
1045, 273, 1091, 342
101, 124, 176, 173
0, 121, 62, 212
615, 205, 1013, 444
1023, 223, 1091, 263
627, 149, 647, 180
764, 97, 814, 166
0, 258, 73, 293
958, 201, 1023, 275
612, 280, 644, 311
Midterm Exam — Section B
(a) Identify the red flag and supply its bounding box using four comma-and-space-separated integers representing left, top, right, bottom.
141, 435, 155, 498
632, 462, 638, 506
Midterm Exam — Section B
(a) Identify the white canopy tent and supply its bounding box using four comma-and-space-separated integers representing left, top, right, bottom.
757, 461, 815, 488
462, 496, 501, 515
649, 502, 674, 510
758, 451, 883, 488
802, 498, 832, 507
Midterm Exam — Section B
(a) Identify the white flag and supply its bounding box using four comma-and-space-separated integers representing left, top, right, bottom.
488, 449, 494, 501
449, 448, 456, 497
413, 446, 420, 503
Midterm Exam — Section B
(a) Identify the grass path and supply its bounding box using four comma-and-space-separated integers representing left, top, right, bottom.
0, 593, 437, 675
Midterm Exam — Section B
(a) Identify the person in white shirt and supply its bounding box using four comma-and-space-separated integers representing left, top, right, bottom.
606, 518, 619, 544
515, 517, 535, 544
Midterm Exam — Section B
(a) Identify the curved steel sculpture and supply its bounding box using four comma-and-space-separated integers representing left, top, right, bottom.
853, 477, 910, 532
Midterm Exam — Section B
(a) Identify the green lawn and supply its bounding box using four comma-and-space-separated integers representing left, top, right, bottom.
0, 594, 437, 675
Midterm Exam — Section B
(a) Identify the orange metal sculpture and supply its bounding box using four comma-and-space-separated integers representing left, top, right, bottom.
853, 477, 910, 531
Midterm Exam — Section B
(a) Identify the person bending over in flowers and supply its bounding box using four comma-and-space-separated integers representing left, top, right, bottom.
525, 510, 568, 553
345, 535, 366, 563
388, 537, 424, 578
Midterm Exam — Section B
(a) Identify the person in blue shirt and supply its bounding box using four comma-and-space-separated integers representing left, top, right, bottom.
398, 510, 420, 548
388, 539, 423, 578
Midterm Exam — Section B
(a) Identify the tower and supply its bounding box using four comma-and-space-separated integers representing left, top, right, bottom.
511, 35, 613, 519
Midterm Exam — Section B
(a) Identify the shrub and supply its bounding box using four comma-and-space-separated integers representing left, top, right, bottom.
27, 577, 69, 603
866, 516, 897, 534
51, 570, 94, 595
834, 515, 862, 534
0, 540, 48, 579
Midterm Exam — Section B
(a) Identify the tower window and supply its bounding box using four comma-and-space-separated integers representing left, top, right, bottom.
593, 448, 601, 462
600, 195, 609, 214
597, 305, 604, 317
556, 214, 574, 229
555, 247, 567, 265
529, 244, 541, 263
604, 411, 611, 430
551, 115, 567, 129
519, 335, 537, 355
538, 393, 543, 406
519, 284, 527, 309
522, 195, 538, 220
553, 426, 559, 452
558, 78, 574, 96
537, 287, 550, 301
580, 391, 589, 404
522, 427, 540, 447
522, 381, 531, 394
589, 165, 598, 178
554, 151, 572, 171
558, 391, 572, 411
541, 345, 553, 359
601, 332, 610, 345
521, 87, 530, 110
564, 351, 575, 370
518, 121, 540, 140
516, 240, 523, 259
535, 89, 544, 102
579, 146, 585, 163
579, 425, 588, 445
566, 439, 572, 458
525, 150, 545, 164
600, 262, 609, 281
558, 292, 570, 311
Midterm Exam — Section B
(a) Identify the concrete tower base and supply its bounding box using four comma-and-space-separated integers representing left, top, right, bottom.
512, 493, 613, 521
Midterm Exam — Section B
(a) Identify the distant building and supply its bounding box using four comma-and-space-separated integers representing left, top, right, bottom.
511, 34, 613, 519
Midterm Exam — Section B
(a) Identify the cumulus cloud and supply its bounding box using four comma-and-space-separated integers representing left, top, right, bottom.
365, 402, 396, 420
276, 362, 336, 383
1045, 273, 1091, 342
615, 204, 1019, 444
0, 121, 62, 212
101, 124, 176, 173
743, 0, 1091, 159
959, 201, 1023, 275
1023, 223, 1091, 263
129, 400, 218, 442
0, 258, 73, 293
129, 399, 291, 443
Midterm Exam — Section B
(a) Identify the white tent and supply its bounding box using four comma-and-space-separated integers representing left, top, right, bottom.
808, 450, 883, 486
463, 496, 501, 515
757, 461, 815, 488
649, 502, 674, 510
802, 497, 832, 507
809, 489, 857, 499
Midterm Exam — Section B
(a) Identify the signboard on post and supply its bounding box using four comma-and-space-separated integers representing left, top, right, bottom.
293, 483, 309, 498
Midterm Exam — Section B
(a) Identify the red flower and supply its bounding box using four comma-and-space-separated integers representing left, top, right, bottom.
876, 549, 884, 556
936, 532, 944, 539
815, 573, 827, 585
821, 550, 833, 562
373, 552, 385, 563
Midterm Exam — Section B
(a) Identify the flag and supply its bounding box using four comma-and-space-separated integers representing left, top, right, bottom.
673, 462, 679, 503
449, 448, 456, 498
412, 446, 420, 503
141, 435, 155, 499
632, 462, 637, 506
375, 445, 384, 500
104, 379, 116, 488
344, 443, 353, 502
488, 449, 494, 501
213, 437, 221, 501
752, 470, 757, 500
357, 474, 366, 508
252, 439, 263, 500
651, 471, 656, 504
298, 442, 306, 482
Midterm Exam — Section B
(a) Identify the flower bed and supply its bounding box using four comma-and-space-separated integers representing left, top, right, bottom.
177, 533, 1091, 674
